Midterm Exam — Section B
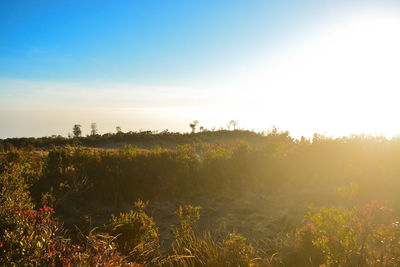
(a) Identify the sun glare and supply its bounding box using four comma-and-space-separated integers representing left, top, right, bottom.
235, 13, 400, 138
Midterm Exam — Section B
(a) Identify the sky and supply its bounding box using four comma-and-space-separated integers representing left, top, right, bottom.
1, 0, 400, 138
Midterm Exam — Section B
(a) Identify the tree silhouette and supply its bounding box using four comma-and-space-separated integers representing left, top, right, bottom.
116, 126, 122, 134
90, 123, 98, 136
230, 120, 238, 130
189, 120, 199, 134
227, 120, 239, 130
73, 124, 82, 138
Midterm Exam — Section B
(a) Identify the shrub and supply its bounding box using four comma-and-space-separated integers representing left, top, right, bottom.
173, 205, 202, 252
219, 232, 257, 266
0, 163, 60, 265
0, 160, 137, 266
172, 205, 219, 266
300, 202, 400, 266
108, 200, 160, 263
57, 230, 141, 267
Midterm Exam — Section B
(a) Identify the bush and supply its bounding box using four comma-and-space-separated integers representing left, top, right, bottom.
108, 200, 160, 263
0, 160, 140, 266
220, 232, 257, 266
56, 230, 141, 267
0, 163, 60, 265
173, 205, 201, 245
299, 202, 400, 266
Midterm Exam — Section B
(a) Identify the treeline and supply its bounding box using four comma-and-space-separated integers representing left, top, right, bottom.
0, 129, 272, 150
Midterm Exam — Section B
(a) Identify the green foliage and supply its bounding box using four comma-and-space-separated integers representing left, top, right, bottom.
1, 129, 267, 149
0, 160, 143, 266
0, 162, 59, 265
172, 205, 260, 266
299, 202, 400, 266
173, 205, 202, 251
108, 200, 160, 263
73, 124, 82, 138
220, 233, 257, 266
306, 205, 363, 266
58, 230, 141, 266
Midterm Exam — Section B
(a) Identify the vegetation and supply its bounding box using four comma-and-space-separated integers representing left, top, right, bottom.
1, 128, 400, 265
0, 127, 270, 150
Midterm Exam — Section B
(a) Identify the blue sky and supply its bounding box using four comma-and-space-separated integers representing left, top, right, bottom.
1, 1, 400, 137
1, 1, 313, 83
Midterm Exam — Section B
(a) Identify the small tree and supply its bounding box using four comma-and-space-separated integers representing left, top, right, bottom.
189, 120, 199, 134
228, 120, 239, 130
90, 123, 98, 136
73, 124, 82, 138
116, 126, 122, 134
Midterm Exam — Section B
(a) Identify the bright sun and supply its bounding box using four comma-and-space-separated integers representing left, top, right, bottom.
225, 12, 400, 138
